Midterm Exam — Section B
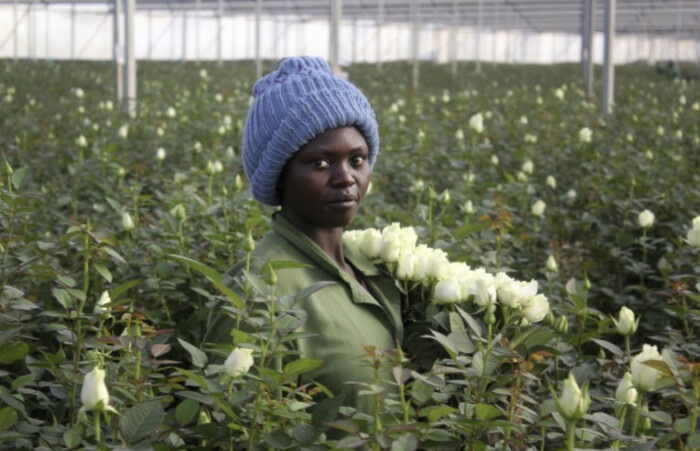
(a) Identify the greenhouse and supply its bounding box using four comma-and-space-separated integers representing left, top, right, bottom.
1, 0, 700, 449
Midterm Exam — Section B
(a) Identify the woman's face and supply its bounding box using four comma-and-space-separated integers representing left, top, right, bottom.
279, 126, 371, 232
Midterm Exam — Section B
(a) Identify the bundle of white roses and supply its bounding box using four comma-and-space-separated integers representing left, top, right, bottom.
344, 223, 550, 323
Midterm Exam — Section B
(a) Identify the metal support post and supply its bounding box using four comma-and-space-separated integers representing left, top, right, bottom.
329, 0, 341, 73
451, 0, 458, 75
602, 0, 615, 118
71, 3, 76, 59
124, 0, 137, 117
411, 0, 419, 90
255, 0, 262, 78
113, 0, 124, 104
376, 0, 383, 70
217, 0, 223, 65
476, 0, 482, 72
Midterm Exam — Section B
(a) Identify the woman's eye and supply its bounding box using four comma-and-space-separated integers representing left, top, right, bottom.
312, 160, 330, 169
351, 155, 367, 166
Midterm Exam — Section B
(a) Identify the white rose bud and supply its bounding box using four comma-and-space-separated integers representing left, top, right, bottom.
491, 155, 499, 165
615, 372, 638, 406
556, 374, 590, 421
118, 125, 128, 139
554, 88, 564, 100
76, 135, 88, 148
455, 129, 464, 141
213, 161, 224, 173
531, 200, 546, 217
687, 216, 700, 248
396, 251, 418, 280
546, 255, 558, 273
156, 148, 166, 161
469, 113, 484, 133
578, 127, 592, 143
522, 160, 534, 175
171, 204, 187, 222
638, 209, 654, 228
121, 212, 135, 232
81, 367, 110, 411
359, 228, 382, 259
462, 200, 475, 214
566, 189, 577, 201
613, 306, 638, 336
224, 347, 254, 377
546, 175, 556, 189
631, 344, 664, 392
94, 291, 111, 315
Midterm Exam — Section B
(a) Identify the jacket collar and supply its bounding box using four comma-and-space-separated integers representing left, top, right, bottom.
271, 212, 381, 277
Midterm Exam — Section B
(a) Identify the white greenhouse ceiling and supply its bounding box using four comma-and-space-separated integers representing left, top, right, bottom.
2, 0, 699, 38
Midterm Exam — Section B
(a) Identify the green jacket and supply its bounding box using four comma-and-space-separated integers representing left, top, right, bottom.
213, 213, 403, 412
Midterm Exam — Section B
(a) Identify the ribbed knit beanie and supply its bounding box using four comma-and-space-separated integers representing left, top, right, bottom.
242, 56, 379, 206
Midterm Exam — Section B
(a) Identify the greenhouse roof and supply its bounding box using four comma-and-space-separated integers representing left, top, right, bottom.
3, 0, 699, 37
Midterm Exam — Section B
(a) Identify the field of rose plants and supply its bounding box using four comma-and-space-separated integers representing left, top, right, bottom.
1, 58, 699, 450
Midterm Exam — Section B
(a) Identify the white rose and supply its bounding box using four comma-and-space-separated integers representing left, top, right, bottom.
546, 175, 556, 189
638, 209, 654, 228
578, 127, 592, 143
121, 212, 135, 232
359, 228, 382, 259
166, 107, 176, 117
76, 135, 88, 148
118, 125, 128, 139
396, 251, 419, 280
557, 374, 590, 421
522, 160, 534, 174
631, 344, 663, 392
522, 294, 549, 322
94, 291, 111, 314
469, 113, 484, 133
433, 277, 462, 304
687, 217, 700, 248
156, 148, 166, 161
224, 347, 254, 377
81, 367, 110, 411
613, 306, 638, 336
531, 200, 546, 217
615, 372, 638, 406
554, 88, 564, 100
425, 249, 450, 280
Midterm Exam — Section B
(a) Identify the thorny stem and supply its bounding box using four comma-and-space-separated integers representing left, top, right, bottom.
625, 335, 632, 366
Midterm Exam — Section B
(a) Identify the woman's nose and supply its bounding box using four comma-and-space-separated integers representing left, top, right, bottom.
330, 161, 355, 187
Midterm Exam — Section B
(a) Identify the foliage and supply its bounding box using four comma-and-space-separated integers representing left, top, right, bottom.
0, 59, 699, 449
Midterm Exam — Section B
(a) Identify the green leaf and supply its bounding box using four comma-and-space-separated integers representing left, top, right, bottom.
93, 263, 113, 283
169, 254, 243, 308
283, 359, 324, 379
121, 401, 165, 443
176, 338, 208, 368
265, 431, 292, 448
101, 246, 127, 265
175, 399, 199, 426
644, 410, 672, 425
57, 275, 76, 288
52, 288, 73, 309
475, 403, 503, 421
426, 406, 458, 423
566, 278, 588, 312
291, 424, 316, 445
390, 433, 418, 451
11, 166, 28, 190
63, 428, 81, 448
0, 342, 29, 364
10, 373, 35, 391
111, 279, 142, 300
456, 307, 483, 338
382, 210, 415, 226
455, 223, 487, 239
590, 338, 624, 357
688, 433, 700, 447
0, 407, 18, 431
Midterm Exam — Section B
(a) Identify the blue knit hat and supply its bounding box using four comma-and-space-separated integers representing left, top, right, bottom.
242, 56, 379, 206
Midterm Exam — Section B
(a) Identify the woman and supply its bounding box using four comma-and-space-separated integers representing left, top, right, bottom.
216, 57, 402, 412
